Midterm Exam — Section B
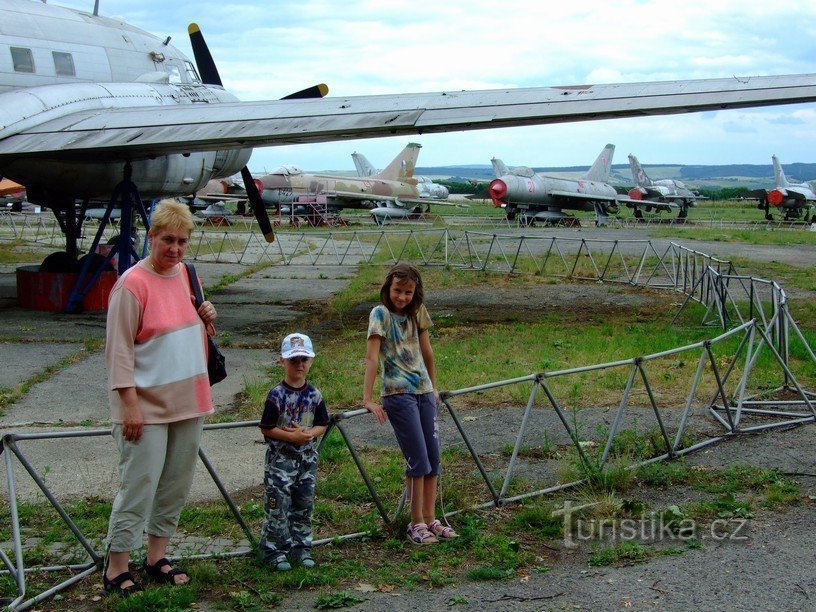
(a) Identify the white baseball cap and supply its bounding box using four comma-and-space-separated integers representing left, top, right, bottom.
281, 332, 315, 359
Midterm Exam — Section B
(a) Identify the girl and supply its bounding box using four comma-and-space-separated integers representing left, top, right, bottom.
363, 263, 457, 544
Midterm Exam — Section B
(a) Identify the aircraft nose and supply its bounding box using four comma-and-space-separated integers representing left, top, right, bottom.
488, 179, 507, 207
253, 178, 264, 195
768, 189, 784, 206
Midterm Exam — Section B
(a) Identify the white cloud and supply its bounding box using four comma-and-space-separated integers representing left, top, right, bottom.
48, 0, 816, 169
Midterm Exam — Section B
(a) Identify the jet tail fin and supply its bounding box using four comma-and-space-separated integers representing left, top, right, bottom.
352, 152, 377, 177
628, 154, 652, 187
772, 154, 790, 188
585, 144, 615, 182
374, 143, 421, 181
491, 157, 510, 177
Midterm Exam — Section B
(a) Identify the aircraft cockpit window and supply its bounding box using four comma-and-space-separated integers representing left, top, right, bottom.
52, 52, 75, 77
511, 166, 536, 178
165, 65, 182, 84
10, 47, 35, 73
184, 61, 200, 84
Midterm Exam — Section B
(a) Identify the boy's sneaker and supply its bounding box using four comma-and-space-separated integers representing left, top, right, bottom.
261, 553, 291, 571
301, 556, 316, 569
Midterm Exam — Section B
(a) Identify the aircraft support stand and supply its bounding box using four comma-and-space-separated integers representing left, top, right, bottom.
64, 164, 151, 313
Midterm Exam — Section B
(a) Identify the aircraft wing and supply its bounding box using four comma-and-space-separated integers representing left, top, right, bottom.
3, 74, 816, 161
548, 191, 620, 202
332, 191, 426, 207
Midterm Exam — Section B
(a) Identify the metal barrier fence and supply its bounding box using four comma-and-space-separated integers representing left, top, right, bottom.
2, 220, 815, 608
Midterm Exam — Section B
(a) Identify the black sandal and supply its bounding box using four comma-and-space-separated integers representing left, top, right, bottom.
143, 557, 190, 585
102, 571, 142, 597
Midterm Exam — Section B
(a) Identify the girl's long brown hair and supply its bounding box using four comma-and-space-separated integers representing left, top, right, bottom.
380, 263, 424, 318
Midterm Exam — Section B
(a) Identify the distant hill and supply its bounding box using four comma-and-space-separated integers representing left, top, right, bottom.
416, 163, 816, 188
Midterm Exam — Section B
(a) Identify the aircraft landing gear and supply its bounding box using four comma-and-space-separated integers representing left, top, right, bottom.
65, 163, 150, 313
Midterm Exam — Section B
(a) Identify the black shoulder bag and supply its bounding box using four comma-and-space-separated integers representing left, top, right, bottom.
185, 263, 227, 386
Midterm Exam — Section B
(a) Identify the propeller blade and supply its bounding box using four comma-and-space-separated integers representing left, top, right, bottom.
187, 23, 223, 86
281, 84, 329, 100
240, 167, 274, 242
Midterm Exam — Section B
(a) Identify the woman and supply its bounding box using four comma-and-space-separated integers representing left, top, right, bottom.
103, 199, 217, 596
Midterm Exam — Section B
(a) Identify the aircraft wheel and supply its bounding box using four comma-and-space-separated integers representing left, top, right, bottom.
765, 213, 774, 221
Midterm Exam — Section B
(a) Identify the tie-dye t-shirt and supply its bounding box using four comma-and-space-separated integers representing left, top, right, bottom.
259, 380, 330, 452
367, 304, 433, 397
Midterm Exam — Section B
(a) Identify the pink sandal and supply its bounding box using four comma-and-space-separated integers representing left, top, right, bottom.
429, 519, 458, 540
406, 522, 438, 545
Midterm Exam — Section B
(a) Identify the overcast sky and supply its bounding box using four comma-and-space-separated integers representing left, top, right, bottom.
53, 0, 816, 173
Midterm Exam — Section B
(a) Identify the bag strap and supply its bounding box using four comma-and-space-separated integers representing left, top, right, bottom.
184, 262, 204, 308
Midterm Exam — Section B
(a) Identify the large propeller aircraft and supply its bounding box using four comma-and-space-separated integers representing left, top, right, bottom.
3, 0, 816, 267
749, 154, 815, 221
627, 154, 705, 220
488, 144, 675, 226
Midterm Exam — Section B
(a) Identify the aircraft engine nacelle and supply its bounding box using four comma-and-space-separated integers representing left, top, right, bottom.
627, 188, 645, 200
7, 148, 252, 206
488, 179, 508, 207
768, 189, 786, 207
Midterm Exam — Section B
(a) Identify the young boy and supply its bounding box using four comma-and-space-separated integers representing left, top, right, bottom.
258, 332, 329, 570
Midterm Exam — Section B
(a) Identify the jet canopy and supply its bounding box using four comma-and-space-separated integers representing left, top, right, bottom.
269, 165, 304, 176
510, 166, 536, 178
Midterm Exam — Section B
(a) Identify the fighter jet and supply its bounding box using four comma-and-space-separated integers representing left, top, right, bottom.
488, 145, 675, 226
352, 150, 450, 200
627, 154, 704, 219
3, 0, 816, 260
749, 155, 815, 221
258, 142, 429, 219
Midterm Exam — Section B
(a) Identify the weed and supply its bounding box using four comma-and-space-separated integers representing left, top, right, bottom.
506, 503, 563, 539
448, 594, 469, 605
107, 584, 196, 611
314, 590, 366, 609
589, 541, 651, 566
467, 566, 512, 581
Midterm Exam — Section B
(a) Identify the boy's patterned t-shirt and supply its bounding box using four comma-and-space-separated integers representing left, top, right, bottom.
260, 381, 329, 451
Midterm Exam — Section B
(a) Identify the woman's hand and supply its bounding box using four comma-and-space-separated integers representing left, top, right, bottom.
122, 403, 144, 441
364, 400, 387, 425
198, 300, 218, 325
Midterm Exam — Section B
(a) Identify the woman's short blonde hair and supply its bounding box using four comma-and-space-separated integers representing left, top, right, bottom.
149, 199, 195, 236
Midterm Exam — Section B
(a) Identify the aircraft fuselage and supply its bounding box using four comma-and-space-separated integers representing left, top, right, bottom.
0, 0, 251, 205
490, 173, 617, 213
259, 171, 420, 209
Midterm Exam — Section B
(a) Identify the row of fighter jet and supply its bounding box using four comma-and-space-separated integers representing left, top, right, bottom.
487, 149, 814, 225
195, 144, 814, 227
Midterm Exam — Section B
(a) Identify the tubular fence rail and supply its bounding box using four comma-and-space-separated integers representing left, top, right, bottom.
2, 222, 815, 609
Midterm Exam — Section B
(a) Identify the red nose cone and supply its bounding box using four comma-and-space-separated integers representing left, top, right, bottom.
628, 188, 643, 201
253, 178, 264, 195
488, 179, 507, 207
768, 189, 784, 206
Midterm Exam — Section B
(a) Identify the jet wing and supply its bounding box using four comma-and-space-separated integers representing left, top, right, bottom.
332, 191, 426, 207
3, 74, 816, 161
548, 191, 620, 202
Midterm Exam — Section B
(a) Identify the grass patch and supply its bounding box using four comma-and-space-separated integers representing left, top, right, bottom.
589, 541, 651, 566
